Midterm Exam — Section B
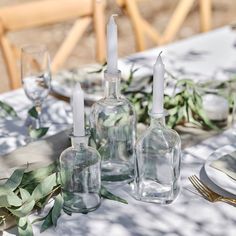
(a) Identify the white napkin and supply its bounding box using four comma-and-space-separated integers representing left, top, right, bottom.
0, 130, 70, 178
210, 151, 236, 181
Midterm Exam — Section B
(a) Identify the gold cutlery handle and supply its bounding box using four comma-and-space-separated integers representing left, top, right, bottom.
221, 197, 236, 204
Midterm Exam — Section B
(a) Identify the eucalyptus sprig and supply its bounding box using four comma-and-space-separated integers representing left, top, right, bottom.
27, 106, 49, 139
164, 79, 218, 129
0, 100, 18, 118
0, 101, 49, 139
121, 68, 221, 130
0, 162, 128, 236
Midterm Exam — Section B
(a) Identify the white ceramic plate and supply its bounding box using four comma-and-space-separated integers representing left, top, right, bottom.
204, 145, 236, 195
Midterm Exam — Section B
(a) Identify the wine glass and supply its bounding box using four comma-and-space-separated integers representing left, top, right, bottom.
21, 44, 51, 129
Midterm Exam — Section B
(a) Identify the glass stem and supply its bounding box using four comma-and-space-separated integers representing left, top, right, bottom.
35, 103, 42, 129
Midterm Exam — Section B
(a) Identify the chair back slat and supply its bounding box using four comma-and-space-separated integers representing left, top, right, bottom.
0, 0, 106, 90
117, 0, 212, 50
0, 0, 93, 32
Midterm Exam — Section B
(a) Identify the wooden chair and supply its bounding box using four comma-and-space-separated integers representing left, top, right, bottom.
117, 0, 212, 51
0, 0, 107, 90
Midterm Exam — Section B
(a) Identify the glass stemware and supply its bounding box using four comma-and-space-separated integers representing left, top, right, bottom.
21, 44, 51, 129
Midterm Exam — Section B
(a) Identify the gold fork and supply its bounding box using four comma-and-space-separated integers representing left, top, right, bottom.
188, 175, 236, 205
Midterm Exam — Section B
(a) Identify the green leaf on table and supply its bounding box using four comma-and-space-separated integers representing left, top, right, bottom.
0, 100, 18, 117
187, 106, 202, 127
197, 108, 219, 130
40, 208, 53, 233
18, 217, 33, 236
51, 194, 63, 227
167, 114, 178, 128
0, 192, 22, 207
31, 216, 47, 225
63, 208, 72, 216
21, 163, 57, 188
8, 199, 35, 217
0, 187, 13, 197
32, 173, 57, 201
19, 188, 31, 202
100, 185, 128, 204
28, 106, 38, 119
29, 127, 49, 139
4, 168, 25, 191
176, 106, 185, 124
18, 216, 27, 228
168, 106, 179, 116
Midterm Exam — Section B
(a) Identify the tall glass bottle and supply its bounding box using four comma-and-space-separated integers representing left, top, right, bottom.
90, 70, 136, 183
59, 135, 101, 213
134, 112, 181, 204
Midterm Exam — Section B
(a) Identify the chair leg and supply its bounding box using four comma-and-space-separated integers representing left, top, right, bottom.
141, 19, 160, 45
94, 0, 106, 63
123, 0, 146, 51
51, 17, 91, 73
199, 0, 212, 32
161, 0, 195, 44
0, 35, 20, 89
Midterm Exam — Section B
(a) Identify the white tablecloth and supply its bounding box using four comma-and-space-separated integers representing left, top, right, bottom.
1, 26, 236, 236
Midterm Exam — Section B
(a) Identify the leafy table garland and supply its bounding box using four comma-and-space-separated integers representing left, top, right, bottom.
0, 68, 235, 235
0, 163, 127, 235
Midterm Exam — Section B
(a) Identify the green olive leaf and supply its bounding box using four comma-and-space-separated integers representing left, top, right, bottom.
28, 106, 38, 119
0, 192, 22, 207
29, 127, 49, 139
20, 163, 57, 188
4, 168, 25, 191
51, 194, 63, 227
20, 188, 31, 202
18, 217, 33, 236
32, 173, 57, 201
40, 208, 53, 233
0, 100, 18, 117
8, 199, 35, 217
100, 185, 128, 204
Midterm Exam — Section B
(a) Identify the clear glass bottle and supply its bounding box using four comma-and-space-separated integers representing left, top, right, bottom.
59, 135, 101, 213
90, 70, 136, 183
134, 112, 181, 204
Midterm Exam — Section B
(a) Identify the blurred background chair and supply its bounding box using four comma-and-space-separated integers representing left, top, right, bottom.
0, 0, 107, 90
117, 0, 212, 51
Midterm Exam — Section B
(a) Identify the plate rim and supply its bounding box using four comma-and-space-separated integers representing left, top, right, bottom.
204, 144, 236, 195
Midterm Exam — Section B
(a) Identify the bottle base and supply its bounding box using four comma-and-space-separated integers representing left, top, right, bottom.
101, 161, 134, 183
62, 192, 101, 213
130, 181, 180, 205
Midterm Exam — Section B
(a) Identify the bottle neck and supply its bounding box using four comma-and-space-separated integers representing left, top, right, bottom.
150, 113, 166, 128
71, 136, 88, 150
104, 70, 121, 99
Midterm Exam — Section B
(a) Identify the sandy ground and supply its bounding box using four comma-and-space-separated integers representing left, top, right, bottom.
0, 0, 236, 93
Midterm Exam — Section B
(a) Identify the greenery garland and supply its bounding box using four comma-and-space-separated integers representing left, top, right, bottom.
121, 67, 233, 130
0, 163, 127, 235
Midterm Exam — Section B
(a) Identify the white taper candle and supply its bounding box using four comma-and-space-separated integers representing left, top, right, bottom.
107, 15, 118, 75
152, 52, 165, 114
72, 83, 85, 136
